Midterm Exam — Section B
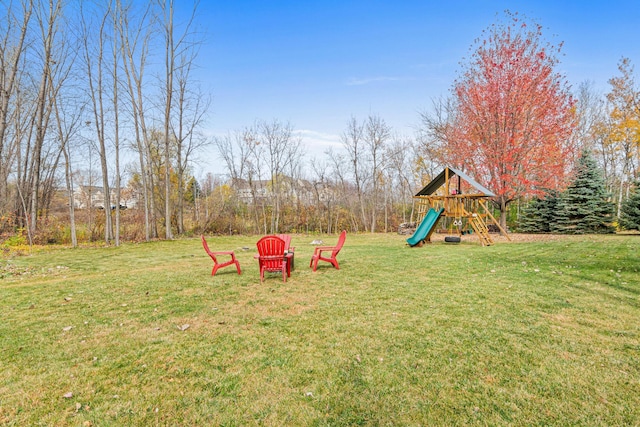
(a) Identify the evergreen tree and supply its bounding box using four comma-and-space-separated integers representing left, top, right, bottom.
619, 180, 640, 230
552, 150, 615, 234
519, 197, 544, 232
518, 190, 560, 233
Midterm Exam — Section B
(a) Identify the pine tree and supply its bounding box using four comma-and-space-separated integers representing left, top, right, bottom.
519, 197, 544, 232
518, 190, 560, 233
552, 150, 615, 234
619, 180, 640, 230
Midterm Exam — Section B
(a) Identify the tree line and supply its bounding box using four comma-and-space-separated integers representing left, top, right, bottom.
0, 0, 206, 246
1, 7, 639, 246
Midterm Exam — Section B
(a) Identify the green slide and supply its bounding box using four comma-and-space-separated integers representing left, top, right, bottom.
406, 208, 444, 247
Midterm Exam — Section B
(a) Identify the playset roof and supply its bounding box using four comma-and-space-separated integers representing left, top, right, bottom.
415, 167, 496, 197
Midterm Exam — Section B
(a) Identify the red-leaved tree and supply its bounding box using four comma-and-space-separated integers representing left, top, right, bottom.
433, 11, 577, 227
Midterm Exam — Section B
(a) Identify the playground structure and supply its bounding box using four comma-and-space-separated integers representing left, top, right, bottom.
407, 167, 509, 247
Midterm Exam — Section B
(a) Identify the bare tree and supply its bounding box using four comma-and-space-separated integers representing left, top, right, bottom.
386, 134, 415, 225
52, 88, 83, 247
214, 131, 249, 183
0, 0, 32, 211
244, 126, 267, 233
80, 1, 113, 243
364, 114, 390, 232
172, 53, 209, 235
111, 0, 123, 246
327, 147, 359, 232
28, 0, 57, 232
157, 0, 201, 238
255, 119, 303, 233
214, 131, 255, 231
159, 0, 174, 239
310, 157, 334, 233
118, 0, 156, 240
341, 116, 368, 231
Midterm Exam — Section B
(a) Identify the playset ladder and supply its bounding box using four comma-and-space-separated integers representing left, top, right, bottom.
469, 215, 493, 246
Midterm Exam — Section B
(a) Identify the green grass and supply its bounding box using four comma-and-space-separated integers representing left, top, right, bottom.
1, 233, 639, 426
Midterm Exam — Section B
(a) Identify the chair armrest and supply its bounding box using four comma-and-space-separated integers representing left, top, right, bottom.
313, 245, 335, 255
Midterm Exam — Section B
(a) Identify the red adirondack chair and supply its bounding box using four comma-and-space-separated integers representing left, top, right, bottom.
201, 235, 242, 276
256, 235, 289, 282
310, 230, 346, 272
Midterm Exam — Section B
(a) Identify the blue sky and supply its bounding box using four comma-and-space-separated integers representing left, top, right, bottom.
189, 1, 640, 176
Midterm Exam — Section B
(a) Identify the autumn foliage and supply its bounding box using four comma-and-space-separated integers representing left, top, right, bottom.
443, 12, 577, 225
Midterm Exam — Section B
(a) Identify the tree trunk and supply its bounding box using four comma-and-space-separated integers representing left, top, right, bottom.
162, 0, 174, 240
499, 196, 508, 230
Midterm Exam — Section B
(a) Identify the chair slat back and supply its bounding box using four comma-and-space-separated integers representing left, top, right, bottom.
257, 235, 286, 271
333, 230, 347, 255
277, 234, 291, 251
201, 235, 218, 262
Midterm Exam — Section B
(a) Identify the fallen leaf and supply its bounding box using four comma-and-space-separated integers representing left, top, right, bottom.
63, 392, 73, 399
62, 326, 73, 332
178, 324, 190, 331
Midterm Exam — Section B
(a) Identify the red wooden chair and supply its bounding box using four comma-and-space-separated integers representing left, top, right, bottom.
201, 235, 241, 276
310, 230, 346, 272
256, 235, 288, 282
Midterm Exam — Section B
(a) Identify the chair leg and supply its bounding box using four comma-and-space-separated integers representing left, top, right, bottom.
235, 261, 242, 275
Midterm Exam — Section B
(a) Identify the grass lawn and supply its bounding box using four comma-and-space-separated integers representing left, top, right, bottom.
1, 233, 639, 426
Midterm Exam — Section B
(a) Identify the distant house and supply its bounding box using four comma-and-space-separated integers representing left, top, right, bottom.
229, 176, 334, 206
230, 178, 269, 204
72, 185, 138, 209
72, 186, 103, 209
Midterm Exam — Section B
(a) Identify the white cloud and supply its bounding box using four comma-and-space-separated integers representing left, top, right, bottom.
293, 129, 343, 158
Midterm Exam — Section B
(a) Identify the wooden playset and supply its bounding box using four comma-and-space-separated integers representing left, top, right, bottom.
410, 167, 509, 246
